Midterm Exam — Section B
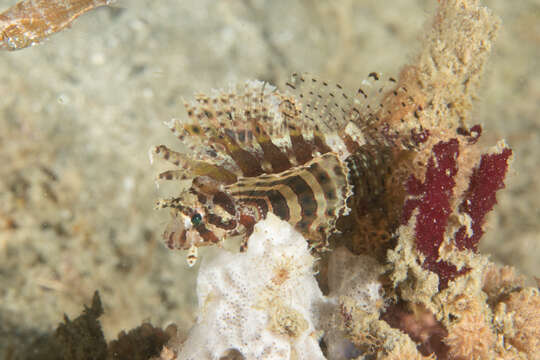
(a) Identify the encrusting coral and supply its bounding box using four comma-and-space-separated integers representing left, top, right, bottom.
495, 288, 540, 359
11, 291, 177, 360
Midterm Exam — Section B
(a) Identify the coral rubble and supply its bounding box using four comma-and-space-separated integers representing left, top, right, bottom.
10, 291, 176, 360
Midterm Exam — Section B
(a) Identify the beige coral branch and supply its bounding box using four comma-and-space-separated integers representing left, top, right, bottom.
379, 0, 500, 144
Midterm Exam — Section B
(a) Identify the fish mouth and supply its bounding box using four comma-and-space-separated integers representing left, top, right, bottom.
163, 212, 191, 250
163, 226, 188, 250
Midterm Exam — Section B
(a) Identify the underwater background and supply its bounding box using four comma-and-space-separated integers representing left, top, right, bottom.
0, 0, 538, 354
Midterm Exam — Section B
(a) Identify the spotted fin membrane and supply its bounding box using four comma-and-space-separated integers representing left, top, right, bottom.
152, 74, 406, 266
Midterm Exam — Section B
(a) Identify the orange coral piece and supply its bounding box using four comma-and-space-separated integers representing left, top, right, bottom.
504, 288, 540, 356
0, 0, 111, 50
482, 264, 525, 302
445, 308, 495, 360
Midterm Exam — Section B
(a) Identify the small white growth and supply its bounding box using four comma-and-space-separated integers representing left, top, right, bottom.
176, 214, 326, 360
327, 247, 383, 312
324, 133, 350, 160
322, 247, 384, 360
344, 122, 367, 147
164, 118, 177, 130
148, 146, 155, 164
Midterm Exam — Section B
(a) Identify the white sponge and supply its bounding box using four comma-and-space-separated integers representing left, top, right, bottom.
177, 214, 326, 360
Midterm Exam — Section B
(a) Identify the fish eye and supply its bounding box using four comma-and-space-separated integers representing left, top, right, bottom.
191, 213, 203, 226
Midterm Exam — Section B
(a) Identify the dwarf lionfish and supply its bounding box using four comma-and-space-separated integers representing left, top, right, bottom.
151, 73, 406, 266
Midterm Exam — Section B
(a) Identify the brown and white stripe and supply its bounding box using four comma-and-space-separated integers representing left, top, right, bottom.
154, 77, 402, 265
225, 152, 351, 245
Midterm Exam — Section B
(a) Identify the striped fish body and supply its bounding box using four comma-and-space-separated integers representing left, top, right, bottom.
226, 152, 352, 249
154, 75, 410, 266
